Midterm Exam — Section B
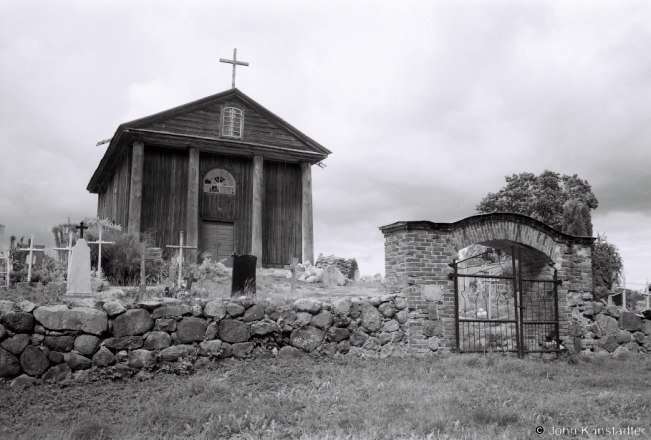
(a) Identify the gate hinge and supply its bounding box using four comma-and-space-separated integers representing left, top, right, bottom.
447, 272, 456, 281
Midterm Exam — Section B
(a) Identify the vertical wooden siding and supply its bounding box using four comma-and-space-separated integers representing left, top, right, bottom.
262, 161, 302, 266
97, 147, 131, 228
140, 146, 188, 255
200, 152, 253, 256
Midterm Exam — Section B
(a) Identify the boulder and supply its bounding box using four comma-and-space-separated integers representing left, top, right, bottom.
360, 304, 382, 332
138, 300, 162, 311
11, 374, 40, 388
2, 312, 34, 333
311, 311, 334, 329
0, 323, 6, 341
1, 334, 31, 355
362, 337, 380, 351
112, 309, 154, 337
0, 300, 16, 318
143, 332, 172, 350
20, 345, 50, 376
278, 346, 305, 359
203, 301, 227, 320
616, 330, 632, 344
382, 320, 400, 332
65, 352, 92, 370
42, 364, 72, 383
232, 342, 254, 359
44, 335, 75, 352
305, 276, 317, 283
0, 347, 21, 377
611, 345, 630, 359
31, 334, 44, 345
151, 304, 192, 319
237, 296, 255, 309
221, 342, 232, 358
378, 303, 395, 318
337, 340, 351, 354
205, 322, 218, 340
129, 349, 154, 369
604, 305, 621, 318
92, 346, 115, 367
394, 310, 408, 324
600, 336, 619, 352
102, 301, 126, 317
218, 319, 250, 343
226, 303, 245, 318
394, 296, 407, 310
378, 332, 392, 345
326, 327, 350, 342
293, 299, 322, 314
290, 326, 324, 350
429, 337, 440, 351
250, 320, 279, 336
333, 315, 351, 328
321, 266, 345, 287
48, 351, 64, 364
295, 312, 313, 327
332, 298, 352, 316
154, 318, 176, 332
349, 302, 362, 319
159, 344, 195, 362
619, 312, 642, 332
242, 304, 266, 322
176, 317, 208, 344
349, 330, 369, 347
199, 339, 223, 357
33, 305, 108, 335
626, 341, 640, 354
595, 314, 619, 336
104, 336, 144, 351
74, 335, 100, 357
265, 306, 280, 321
370, 296, 383, 307
592, 301, 604, 315
643, 320, 651, 336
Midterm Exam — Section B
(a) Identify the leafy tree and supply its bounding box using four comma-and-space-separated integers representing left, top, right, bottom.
476, 170, 598, 231
592, 234, 623, 299
561, 199, 592, 236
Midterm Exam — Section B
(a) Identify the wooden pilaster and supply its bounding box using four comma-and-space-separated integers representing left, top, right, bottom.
186, 147, 200, 262
301, 163, 314, 265
127, 141, 144, 234
251, 155, 263, 268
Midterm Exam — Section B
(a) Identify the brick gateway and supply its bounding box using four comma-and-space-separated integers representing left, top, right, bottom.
379, 213, 595, 356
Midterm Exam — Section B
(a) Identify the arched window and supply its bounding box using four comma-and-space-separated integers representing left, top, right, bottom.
203, 169, 236, 195
221, 107, 243, 138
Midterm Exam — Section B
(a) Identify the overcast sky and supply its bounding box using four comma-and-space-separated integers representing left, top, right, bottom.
0, 1, 649, 287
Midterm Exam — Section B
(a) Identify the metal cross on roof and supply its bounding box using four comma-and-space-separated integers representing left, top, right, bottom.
220, 48, 249, 89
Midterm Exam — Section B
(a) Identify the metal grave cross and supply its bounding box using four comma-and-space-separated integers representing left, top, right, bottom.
18, 235, 44, 283
53, 231, 74, 279
76, 221, 89, 239
220, 48, 249, 89
166, 231, 197, 288
88, 225, 114, 281
284, 258, 299, 294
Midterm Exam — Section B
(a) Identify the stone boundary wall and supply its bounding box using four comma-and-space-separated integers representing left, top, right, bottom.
0, 294, 411, 385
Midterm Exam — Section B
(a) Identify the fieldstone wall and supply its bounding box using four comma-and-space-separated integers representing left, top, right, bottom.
0, 293, 411, 386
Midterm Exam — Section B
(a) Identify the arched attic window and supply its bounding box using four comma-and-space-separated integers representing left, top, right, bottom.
221, 106, 243, 138
203, 168, 236, 195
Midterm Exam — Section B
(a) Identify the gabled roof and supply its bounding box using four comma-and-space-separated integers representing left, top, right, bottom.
87, 88, 331, 193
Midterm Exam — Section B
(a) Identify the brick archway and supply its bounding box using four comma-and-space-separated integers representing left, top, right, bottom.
379, 213, 596, 355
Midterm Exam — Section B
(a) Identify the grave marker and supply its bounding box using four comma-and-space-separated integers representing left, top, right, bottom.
166, 231, 197, 288
284, 258, 299, 294
18, 235, 44, 283
183, 272, 198, 291
0, 251, 9, 288
66, 237, 92, 296
87, 224, 114, 281
53, 232, 74, 279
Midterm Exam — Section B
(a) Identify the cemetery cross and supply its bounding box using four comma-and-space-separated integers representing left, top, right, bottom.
53, 231, 74, 279
18, 235, 44, 284
87, 224, 114, 281
76, 221, 89, 239
284, 258, 299, 295
165, 231, 197, 288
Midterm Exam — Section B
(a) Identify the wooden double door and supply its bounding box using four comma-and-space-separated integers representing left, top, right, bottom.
200, 221, 234, 266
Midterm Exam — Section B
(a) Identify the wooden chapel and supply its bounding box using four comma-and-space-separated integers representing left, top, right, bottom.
86, 87, 331, 267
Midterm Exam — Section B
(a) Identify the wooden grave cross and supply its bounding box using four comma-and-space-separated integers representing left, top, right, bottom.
284, 258, 299, 294
183, 272, 198, 291
0, 251, 9, 288
53, 231, 74, 281
87, 225, 114, 281
165, 231, 197, 288
220, 48, 249, 89
18, 235, 44, 283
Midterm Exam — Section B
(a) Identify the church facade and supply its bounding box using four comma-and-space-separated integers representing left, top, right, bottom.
86, 88, 330, 267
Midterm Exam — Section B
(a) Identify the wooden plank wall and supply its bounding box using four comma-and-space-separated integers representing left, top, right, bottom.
140, 146, 188, 255
262, 161, 302, 267
147, 99, 311, 151
97, 147, 131, 228
200, 152, 253, 257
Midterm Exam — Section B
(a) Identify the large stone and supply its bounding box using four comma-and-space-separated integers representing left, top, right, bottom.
265, 306, 280, 321
250, 320, 279, 336
611, 346, 630, 359
378, 303, 395, 318
293, 299, 322, 314
0, 300, 16, 318
219, 319, 250, 343
143, 331, 171, 350
332, 298, 352, 316
595, 314, 619, 336
1, 334, 31, 355
394, 296, 407, 310
394, 310, 408, 324
616, 330, 632, 344
604, 306, 621, 318
129, 349, 154, 369
176, 317, 208, 344
321, 266, 345, 287
226, 303, 245, 318
11, 374, 40, 388
242, 304, 266, 322
102, 301, 126, 317
278, 346, 305, 359
205, 322, 218, 340
203, 301, 227, 320
362, 337, 380, 351
643, 320, 651, 336
311, 311, 334, 329
619, 312, 642, 332
2, 312, 34, 333
600, 336, 619, 352
104, 335, 144, 351
65, 352, 92, 370
349, 330, 369, 347
333, 315, 351, 328
112, 309, 154, 337
360, 304, 382, 332
232, 342, 254, 359
154, 318, 176, 332
378, 332, 392, 345
33, 305, 108, 335
159, 344, 195, 362
44, 335, 75, 352
290, 326, 324, 350
42, 364, 72, 383
138, 300, 161, 311
74, 335, 100, 357
0, 347, 21, 377
48, 351, 64, 364
92, 346, 115, 367
295, 312, 313, 327
151, 304, 192, 319
593, 301, 604, 315
20, 345, 50, 376
382, 320, 400, 332
0, 323, 6, 341
626, 341, 639, 353
237, 296, 254, 309
326, 327, 350, 342
199, 339, 223, 357
429, 337, 440, 351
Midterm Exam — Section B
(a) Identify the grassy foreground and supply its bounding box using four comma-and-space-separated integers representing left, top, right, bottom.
1, 354, 650, 439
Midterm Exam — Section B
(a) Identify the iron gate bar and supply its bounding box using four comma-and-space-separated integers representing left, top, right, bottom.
511, 247, 521, 358
453, 260, 460, 352
457, 319, 517, 323
449, 273, 515, 280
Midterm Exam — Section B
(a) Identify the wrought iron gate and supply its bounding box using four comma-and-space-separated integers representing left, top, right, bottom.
450, 245, 561, 358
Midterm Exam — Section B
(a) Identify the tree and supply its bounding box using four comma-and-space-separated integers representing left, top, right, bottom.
476, 170, 598, 231
561, 199, 592, 236
592, 234, 623, 299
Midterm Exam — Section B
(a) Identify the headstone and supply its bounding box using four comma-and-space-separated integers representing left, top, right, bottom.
321, 265, 345, 287
284, 258, 299, 293
66, 239, 92, 296
0, 224, 6, 253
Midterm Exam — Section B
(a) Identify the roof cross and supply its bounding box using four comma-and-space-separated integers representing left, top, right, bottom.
220, 48, 249, 89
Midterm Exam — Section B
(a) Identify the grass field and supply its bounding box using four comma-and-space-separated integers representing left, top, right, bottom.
1, 354, 650, 439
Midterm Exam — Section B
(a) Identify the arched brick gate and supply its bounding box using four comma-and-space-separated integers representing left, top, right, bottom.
379, 213, 595, 356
